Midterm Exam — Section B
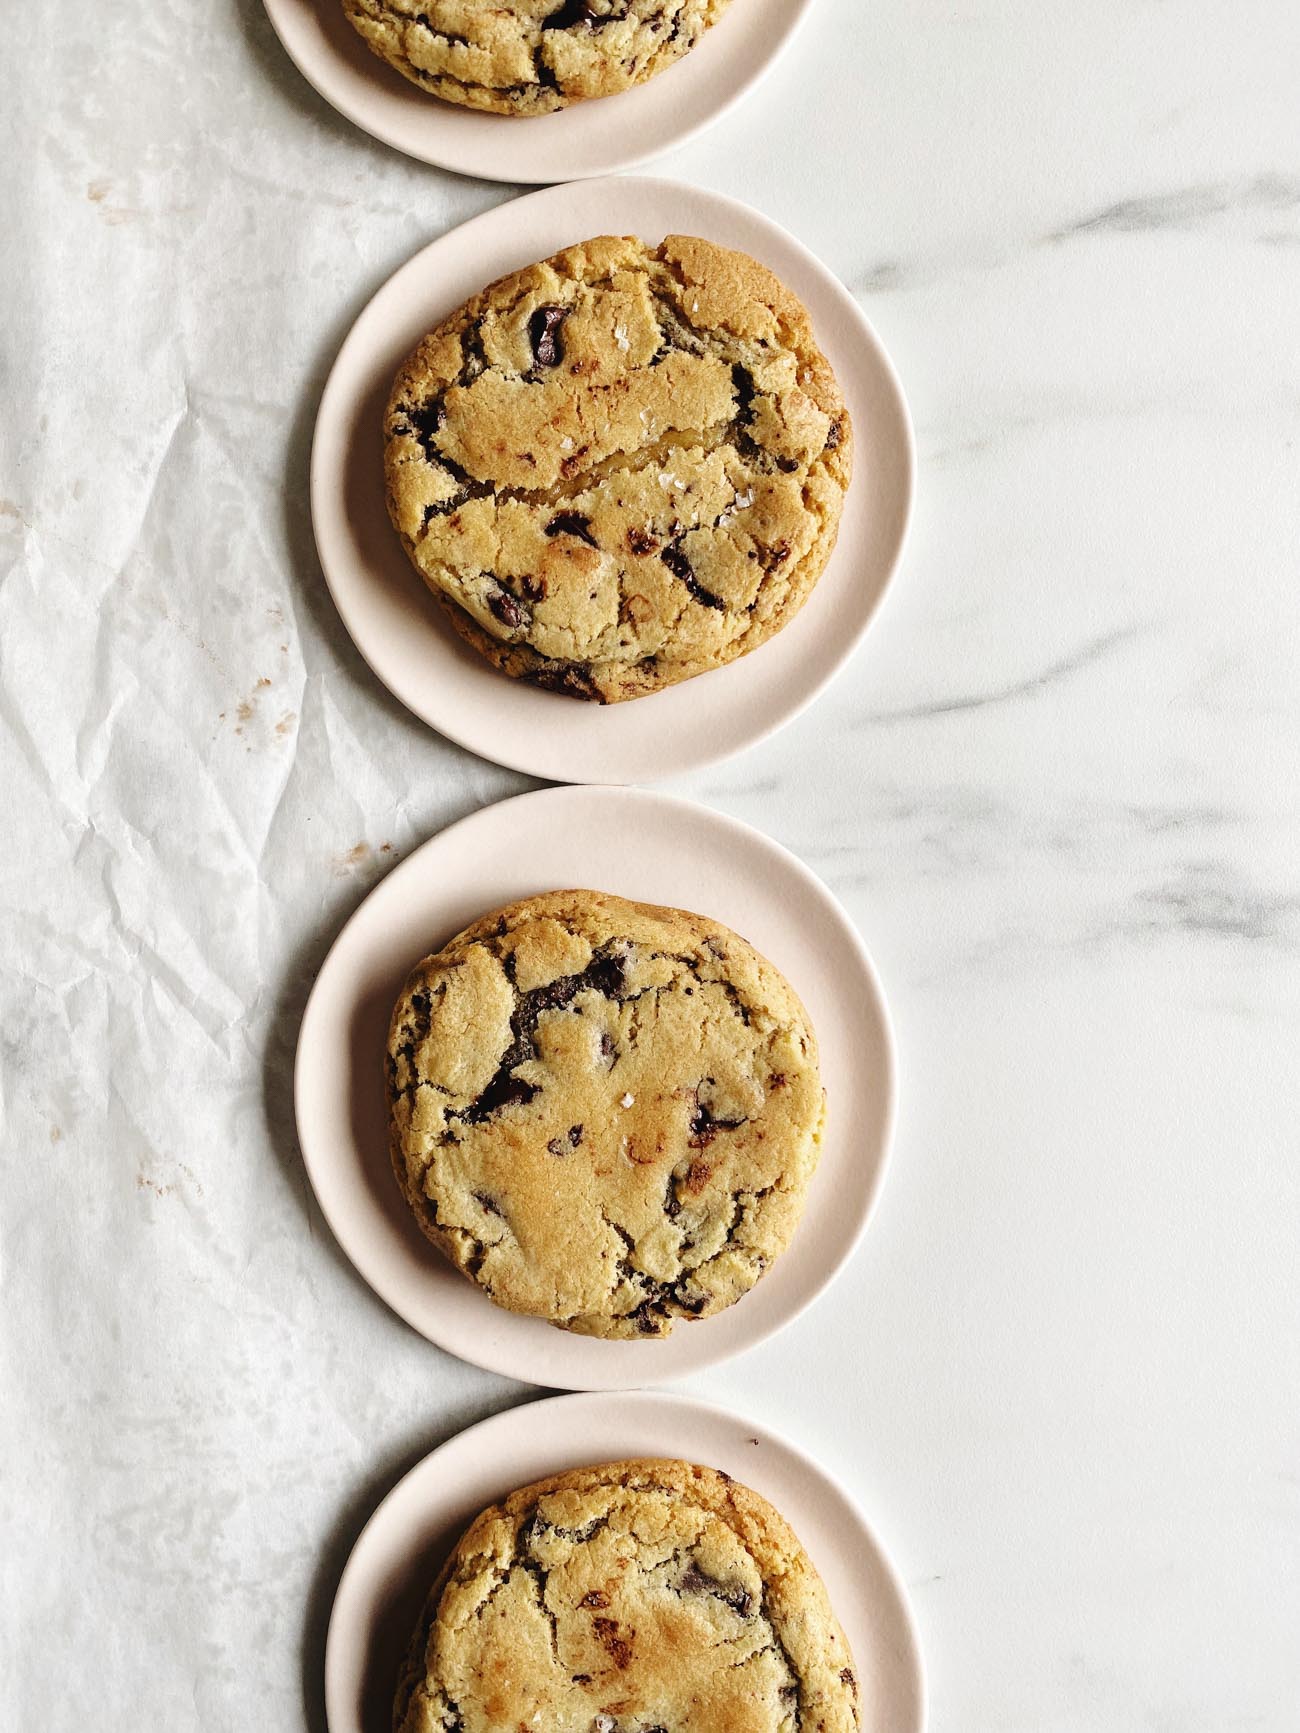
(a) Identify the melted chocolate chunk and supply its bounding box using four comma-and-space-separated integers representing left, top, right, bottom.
731, 363, 756, 417
626, 525, 659, 556
661, 541, 725, 611
458, 319, 489, 385
678, 1561, 753, 1617
730, 362, 768, 464
406, 396, 445, 459
528, 304, 568, 368
468, 1071, 540, 1121
688, 1101, 745, 1149
525, 661, 604, 702
629, 1298, 665, 1335
461, 949, 629, 1125
543, 0, 598, 25
545, 511, 598, 547
593, 1616, 632, 1668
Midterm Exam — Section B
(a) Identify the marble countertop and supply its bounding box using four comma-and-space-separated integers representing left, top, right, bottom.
2, 1, 1298, 1727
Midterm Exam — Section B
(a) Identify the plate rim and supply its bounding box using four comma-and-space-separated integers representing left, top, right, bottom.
308, 174, 916, 785
323, 1387, 927, 1733
260, 0, 821, 182
293, 784, 899, 1388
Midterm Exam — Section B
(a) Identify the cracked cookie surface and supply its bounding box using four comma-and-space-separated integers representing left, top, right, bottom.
342, 0, 733, 115
394, 1459, 861, 1733
384, 234, 852, 703
387, 890, 825, 1337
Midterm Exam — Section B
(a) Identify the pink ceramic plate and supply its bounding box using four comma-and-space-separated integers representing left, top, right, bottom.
325, 1391, 925, 1733
294, 786, 896, 1390
262, 0, 819, 181
310, 176, 914, 784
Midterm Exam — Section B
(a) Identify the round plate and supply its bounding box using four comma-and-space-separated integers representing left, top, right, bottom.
310, 176, 914, 785
294, 786, 896, 1390
325, 1390, 925, 1733
262, 0, 818, 182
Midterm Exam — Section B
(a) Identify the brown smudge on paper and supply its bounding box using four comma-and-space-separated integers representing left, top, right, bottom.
332, 842, 371, 877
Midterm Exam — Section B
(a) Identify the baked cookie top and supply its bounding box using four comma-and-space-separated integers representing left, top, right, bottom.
384, 234, 852, 703
394, 1459, 861, 1733
342, 0, 733, 116
386, 890, 825, 1338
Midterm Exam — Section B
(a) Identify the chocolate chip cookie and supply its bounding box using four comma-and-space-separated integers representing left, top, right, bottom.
384, 234, 852, 703
342, 1, 733, 115
386, 890, 825, 1338
394, 1459, 861, 1733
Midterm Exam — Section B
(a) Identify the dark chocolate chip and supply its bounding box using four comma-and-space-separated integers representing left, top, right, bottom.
579, 1589, 609, 1609
487, 588, 525, 629
519, 573, 547, 602
546, 1123, 583, 1157
625, 525, 659, 556
528, 304, 568, 368
825, 416, 844, 451
775, 454, 799, 473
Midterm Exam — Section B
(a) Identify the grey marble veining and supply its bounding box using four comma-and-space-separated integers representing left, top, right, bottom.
1, 0, 1298, 1729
